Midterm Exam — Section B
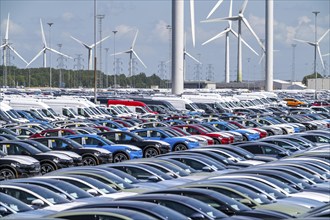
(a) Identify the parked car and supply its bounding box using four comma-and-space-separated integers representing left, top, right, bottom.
31, 136, 113, 165
98, 131, 170, 158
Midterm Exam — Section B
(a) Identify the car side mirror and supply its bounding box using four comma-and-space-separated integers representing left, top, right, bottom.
65, 145, 74, 150
239, 198, 253, 207
87, 189, 99, 196
202, 166, 213, 172
21, 150, 31, 156
190, 213, 205, 220
31, 199, 44, 208
278, 151, 289, 157
0, 207, 9, 216
147, 176, 160, 182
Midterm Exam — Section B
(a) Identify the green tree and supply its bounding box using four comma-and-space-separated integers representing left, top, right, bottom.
302, 72, 323, 85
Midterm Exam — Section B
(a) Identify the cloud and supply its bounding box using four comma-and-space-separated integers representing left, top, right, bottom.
152, 20, 170, 43
61, 12, 75, 22
1, 19, 24, 36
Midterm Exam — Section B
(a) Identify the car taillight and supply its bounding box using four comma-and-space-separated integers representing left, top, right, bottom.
208, 140, 215, 145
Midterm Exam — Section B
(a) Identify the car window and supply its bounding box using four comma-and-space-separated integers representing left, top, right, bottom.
241, 145, 263, 154
157, 200, 196, 217
263, 146, 280, 154
0, 188, 40, 207
45, 131, 58, 137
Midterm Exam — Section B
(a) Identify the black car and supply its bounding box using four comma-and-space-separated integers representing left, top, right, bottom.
0, 151, 41, 180
235, 142, 291, 158
98, 131, 171, 157
19, 139, 83, 166
0, 140, 74, 174
31, 136, 113, 165
0, 192, 34, 217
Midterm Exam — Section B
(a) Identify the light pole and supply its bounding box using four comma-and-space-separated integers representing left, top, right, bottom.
312, 11, 320, 99
166, 25, 172, 89
113, 30, 118, 90
47, 22, 53, 88
105, 48, 109, 88
291, 44, 297, 86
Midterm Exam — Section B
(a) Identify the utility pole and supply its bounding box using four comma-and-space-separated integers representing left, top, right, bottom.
291, 44, 297, 87
312, 11, 320, 99
57, 43, 67, 88
47, 22, 53, 88
206, 64, 214, 81
105, 48, 109, 88
113, 30, 118, 89
74, 54, 84, 87
97, 14, 105, 88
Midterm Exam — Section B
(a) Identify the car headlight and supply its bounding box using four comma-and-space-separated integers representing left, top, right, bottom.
11, 162, 21, 168
94, 152, 101, 156
53, 158, 59, 163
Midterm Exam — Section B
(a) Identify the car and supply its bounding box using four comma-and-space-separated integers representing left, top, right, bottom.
293, 132, 330, 145
116, 193, 229, 220
0, 192, 34, 217
131, 127, 200, 151
31, 136, 113, 165
30, 128, 79, 138
206, 121, 260, 141
0, 140, 74, 174
0, 182, 70, 209
66, 200, 190, 220
46, 207, 156, 220
65, 134, 143, 162
258, 138, 306, 152
238, 119, 284, 136
141, 188, 292, 219
235, 142, 291, 158
0, 150, 41, 180
19, 139, 83, 166
98, 131, 171, 158
283, 98, 306, 107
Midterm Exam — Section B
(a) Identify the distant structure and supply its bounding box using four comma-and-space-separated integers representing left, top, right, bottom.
205, 64, 214, 81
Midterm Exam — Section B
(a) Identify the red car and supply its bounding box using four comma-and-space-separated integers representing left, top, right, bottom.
173, 124, 234, 144
171, 126, 215, 145
311, 101, 330, 107
228, 121, 268, 139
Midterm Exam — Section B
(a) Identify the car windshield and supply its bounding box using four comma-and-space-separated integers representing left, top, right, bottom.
26, 185, 69, 205
0, 192, 33, 212
22, 140, 50, 152
49, 180, 93, 199
64, 139, 84, 149
65, 175, 117, 194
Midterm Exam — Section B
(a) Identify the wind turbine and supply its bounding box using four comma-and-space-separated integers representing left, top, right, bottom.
183, 33, 201, 81
112, 29, 147, 82
294, 29, 329, 70
26, 19, 73, 68
202, 0, 264, 82
70, 34, 110, 70
1, 13, 28, 66
202, 0, 258, 83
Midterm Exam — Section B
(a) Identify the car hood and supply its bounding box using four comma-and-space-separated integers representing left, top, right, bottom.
143, 140, 170, 146
2, 155, 39, 164
52, 150, 82, 159
38, 152, 72, 160
112, 144, 141, 151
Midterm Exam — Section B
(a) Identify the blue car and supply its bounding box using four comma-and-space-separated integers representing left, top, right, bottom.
65, 134, 143, 162
94, 119, 129, 131
131, 128, 200, 151
206, 121, 260, 141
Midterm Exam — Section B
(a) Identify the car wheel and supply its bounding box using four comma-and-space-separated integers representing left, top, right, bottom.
0, 168, 16, 180
41, 162, 56, 174
113, 152, 129, 163
282, 129, 288, 135
213, 139, 221, 144
243, 135, 248, 141
267, 131, 274, 136
144, 147, 159, 158
82, 156, 98, 166
174, 144, 187, 151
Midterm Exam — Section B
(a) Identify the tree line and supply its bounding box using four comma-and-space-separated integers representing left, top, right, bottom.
0, 66, 167, 88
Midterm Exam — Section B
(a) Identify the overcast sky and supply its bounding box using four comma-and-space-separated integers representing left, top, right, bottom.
1, 0, 329, 83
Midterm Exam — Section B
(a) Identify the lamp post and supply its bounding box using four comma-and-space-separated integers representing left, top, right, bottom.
312, 11, 320, 99
47, 22, 53, 88
113, 30, 118, 90
291, 44, 296, 86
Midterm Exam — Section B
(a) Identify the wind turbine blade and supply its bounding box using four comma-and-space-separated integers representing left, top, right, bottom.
7, 44, 28, 64
185, 51, 202, 64
258, 53, 265, 64
190, 0, 196, 47
293, 38, 315, 46
206, 0, 224, 19
231, 29, 259, 56
110, 50, 130, 56
202, 29, 229, 45
318, 29, 330, 43
240, 0, 249, 14
5, 13, 10, 40
322, 53, 329, 57
93, 35, 111, 48
317, 46, 325, 69
132, 50, 147, 68
228, 0, 233, 27
201, 16, 239, 23
242, 17, 265, 51
48, 47, 73, 59
0, 44, 6, 49
70, 36, 90, 49
26, 48, 45, 67
132, 29, 139, 48
40, 19, 47, 47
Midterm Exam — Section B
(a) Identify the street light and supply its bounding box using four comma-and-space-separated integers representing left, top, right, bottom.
47, 22, 53, 88
312, 11, 320, 99
113, 30, 118, 90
